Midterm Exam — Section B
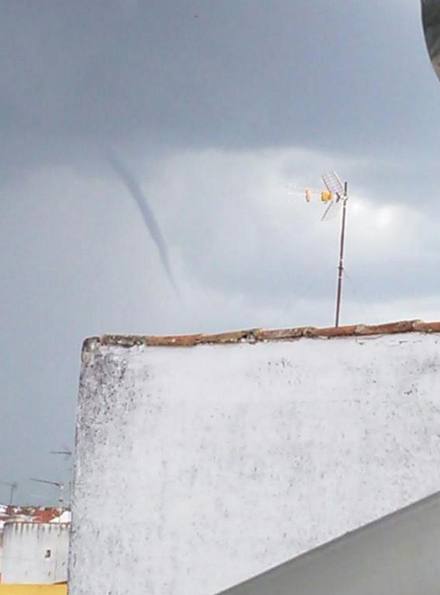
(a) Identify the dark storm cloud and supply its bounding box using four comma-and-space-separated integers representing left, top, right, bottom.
0, 0, 436, 172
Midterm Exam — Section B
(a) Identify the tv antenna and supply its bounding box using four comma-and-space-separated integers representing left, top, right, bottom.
50, 449, 72, 461
288, 171, 350, 327
30, 478, 65, 506
0, 480, 18, 505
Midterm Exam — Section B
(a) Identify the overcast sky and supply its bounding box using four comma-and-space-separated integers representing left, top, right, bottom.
1, 0, 439, 504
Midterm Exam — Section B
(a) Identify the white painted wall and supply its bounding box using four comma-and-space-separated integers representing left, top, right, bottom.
0, 504, 7, 580
0, 532, 3, 582
70, 332, 440, 595
2, 523, 69, 584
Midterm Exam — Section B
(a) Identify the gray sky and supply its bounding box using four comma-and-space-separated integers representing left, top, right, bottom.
1, 0, 439, 504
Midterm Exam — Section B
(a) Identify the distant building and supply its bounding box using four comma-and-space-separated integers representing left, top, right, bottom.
0, 507, 70, 584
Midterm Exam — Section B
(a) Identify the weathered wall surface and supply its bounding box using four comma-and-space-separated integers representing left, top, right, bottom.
0, 533, 4, 582
2, 524, 69, 584
70, 332, 440, 595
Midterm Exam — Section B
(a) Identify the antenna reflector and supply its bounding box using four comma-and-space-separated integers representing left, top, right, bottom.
322, 171, 344, 199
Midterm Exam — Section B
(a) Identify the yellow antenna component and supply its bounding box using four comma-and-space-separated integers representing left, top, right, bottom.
321, 190, 333, 203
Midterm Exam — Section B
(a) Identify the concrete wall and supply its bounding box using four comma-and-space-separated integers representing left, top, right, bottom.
0, 533, 4, 583
70, 331, 440, 595
1, 524, 69, 584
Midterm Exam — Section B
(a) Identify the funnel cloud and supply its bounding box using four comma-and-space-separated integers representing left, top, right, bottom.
107, 152, 178, 293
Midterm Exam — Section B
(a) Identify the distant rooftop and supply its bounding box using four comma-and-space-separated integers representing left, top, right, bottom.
0, 505, 70, 530
83, 320, 440, 350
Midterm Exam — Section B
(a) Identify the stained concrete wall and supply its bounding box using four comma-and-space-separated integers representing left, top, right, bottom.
0, 532, 4, 582
219, 491, 440, 595
70, 331, 440, 595
2, 524, 69, 584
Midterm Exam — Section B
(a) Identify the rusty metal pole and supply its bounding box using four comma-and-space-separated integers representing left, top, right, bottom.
9, 483, 16, 506
335, 182, 348, 327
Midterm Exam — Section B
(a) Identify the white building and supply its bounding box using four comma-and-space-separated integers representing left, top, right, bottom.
69, 320, 440, 595
0, 507, 70, 584
0, 506, 5, 583
1, 521, 70, 584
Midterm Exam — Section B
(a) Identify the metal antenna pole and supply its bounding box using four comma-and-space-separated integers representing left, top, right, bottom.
335, 181, 348, 327
9, 483, 17, 506
58, 483, 64, 506
0, 481, 17, 506
50, 449, 72, 506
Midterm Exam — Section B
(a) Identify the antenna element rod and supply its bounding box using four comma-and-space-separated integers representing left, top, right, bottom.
9, 483, 16, 506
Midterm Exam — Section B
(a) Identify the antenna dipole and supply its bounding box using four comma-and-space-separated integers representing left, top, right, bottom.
335, 181, 348, 327
30, 478, 65, 506
50, 450, 72, 459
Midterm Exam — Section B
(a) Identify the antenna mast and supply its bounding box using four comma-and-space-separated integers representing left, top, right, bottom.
0, 480, 18, 506
320, 172, 350, 327
335, 181, 348, 327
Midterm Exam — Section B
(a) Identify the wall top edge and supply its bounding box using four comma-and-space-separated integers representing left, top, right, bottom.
81, 320, 440, 352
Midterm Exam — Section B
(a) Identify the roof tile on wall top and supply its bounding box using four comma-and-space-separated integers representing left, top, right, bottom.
82, 320, 440, 351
